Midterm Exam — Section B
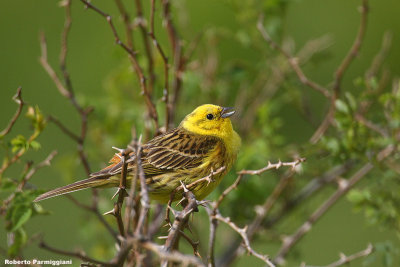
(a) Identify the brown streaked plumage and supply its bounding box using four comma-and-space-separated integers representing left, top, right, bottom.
34, 104, 241, 203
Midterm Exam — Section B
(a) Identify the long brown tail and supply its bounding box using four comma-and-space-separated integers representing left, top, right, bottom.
34, 176, 110, 202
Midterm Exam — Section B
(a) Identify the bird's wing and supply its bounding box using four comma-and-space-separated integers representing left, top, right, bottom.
90, 128, 218, 178
145, 128, 219, 172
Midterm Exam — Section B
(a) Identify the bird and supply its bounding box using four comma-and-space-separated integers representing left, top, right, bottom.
34, 104, 241, 203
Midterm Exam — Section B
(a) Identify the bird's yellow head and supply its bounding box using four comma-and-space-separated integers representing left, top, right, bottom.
180, 104, 236, 139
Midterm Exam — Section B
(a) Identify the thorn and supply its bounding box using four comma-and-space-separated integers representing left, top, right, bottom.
180, 180, 189, 192
103, 209, 115, 216
112, 146, 124, 153
176, 197, 186, 207
111, 188, 121, 200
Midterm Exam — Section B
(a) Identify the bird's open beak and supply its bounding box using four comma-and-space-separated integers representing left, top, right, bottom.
220, 107, 235, 118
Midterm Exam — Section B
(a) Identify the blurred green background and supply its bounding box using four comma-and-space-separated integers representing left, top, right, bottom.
1, 0, 400, 266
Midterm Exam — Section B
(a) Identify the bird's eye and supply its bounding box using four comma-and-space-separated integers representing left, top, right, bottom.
206, 113, 214, 120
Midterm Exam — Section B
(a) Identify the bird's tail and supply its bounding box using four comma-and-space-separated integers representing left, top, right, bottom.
34, 176, 111, 202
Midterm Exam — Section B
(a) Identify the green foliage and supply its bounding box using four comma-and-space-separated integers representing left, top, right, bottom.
0, 104, 49, 258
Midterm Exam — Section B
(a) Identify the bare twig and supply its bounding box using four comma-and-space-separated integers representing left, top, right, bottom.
161, 0, 184, 125
127, 236, 205, 266
80, 0, 159, 129
305, 243, 373, 267
66, 195, 119, 242
216, 159, 305, 266
39, 30, 93, 176
134, 137, 150, 237
0, 151, 57, 215
0, 87, 24, 138
114, 0, 134, 50
257, 16, 330, 98
274, 144, 393, 265
39, 241, 112, 266
310, 0, 369, 143
164, 188, 199, 255
150, 0, 171, 130
212, 212, 275, 267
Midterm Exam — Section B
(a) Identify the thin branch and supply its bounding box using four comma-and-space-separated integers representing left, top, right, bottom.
127, 236, 205, 266
134, 137, 150, 237
274, 144, 394, 265
114, 0, 134, 50
310, 0, 369, 143
305, 243, 373, 267
216, 159, 305, 267
212, 212, 275, 267
0, 87, 24, 138
134, 0, 155, 95
39, 241, 113, 266
80, 0, 159, 129
59, 0, 75, 106
161, 0, 184, 126
66, 195, 119, 242
150, 0, 171, 130
48, 115, 80, 142
257, 16, 330, 98
163, 188, 199, 255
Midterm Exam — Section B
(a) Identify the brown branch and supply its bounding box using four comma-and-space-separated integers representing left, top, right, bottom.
150, 0, 171, 130
39, 241, 113, 266
305, 243, 373, 267
165, 167, 226, 225
264, 161, 355, 228
103, 146, 132, 239
48, 115, 80, 142
39, 27, 93, 176
207, 207, 218, 267
114, 0, 134, 50
66, 195, 118, 242
59, 0, 76, 108
212, 212, 275, 267
257, 16, 330, 98
161, 0, 184, 125
310, 0, 369, 144
217, 159, 305, 267
0, 151, 57, 215
163, 187, 199, 260
274, 144, 393, 265
134, 137, 150, 237
134, 0, 155, 95
0, 87, 24, 138
80, 0, 159, 130
127, 236, 204, 266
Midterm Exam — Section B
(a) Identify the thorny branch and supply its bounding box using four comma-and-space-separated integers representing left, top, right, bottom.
212, 212, 275, 267
0, 151, 58, 215
257, 16, 330, 98
39, 241, 112, 267
214, 159, 305, 267
304, 243, 373, 267
80, 0, 159, 130
310, 0, 369, 143
0, 87, 24, 138
274, 144, 394, 265
150, 0, 171, 130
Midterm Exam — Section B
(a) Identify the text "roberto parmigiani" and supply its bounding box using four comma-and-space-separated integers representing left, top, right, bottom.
5, 259, 73, 266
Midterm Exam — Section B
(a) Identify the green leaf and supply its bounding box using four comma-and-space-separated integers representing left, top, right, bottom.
10, 205, 32, 232
0, 177, 17, 191
29, 140, 41, 150
7, 228, 27, 257
335, 99, 349, 114
10, 135, 27, 153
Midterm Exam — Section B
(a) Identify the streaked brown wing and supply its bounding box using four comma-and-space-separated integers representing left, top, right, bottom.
145, 128, 218, 171
90, 128, 218, 178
